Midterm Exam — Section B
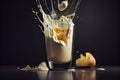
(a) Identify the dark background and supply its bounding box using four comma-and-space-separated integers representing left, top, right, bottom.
0, 0, 120, 66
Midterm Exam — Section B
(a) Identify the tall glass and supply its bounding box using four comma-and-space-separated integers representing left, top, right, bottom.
45, 20, 74, 69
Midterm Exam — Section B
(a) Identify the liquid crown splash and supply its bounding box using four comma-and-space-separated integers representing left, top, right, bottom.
32, 0, 81, 46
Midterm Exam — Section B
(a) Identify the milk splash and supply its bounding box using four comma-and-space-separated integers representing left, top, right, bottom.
32, 0, 81, 46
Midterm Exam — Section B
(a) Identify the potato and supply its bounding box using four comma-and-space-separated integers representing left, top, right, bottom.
76, 52, 96, 67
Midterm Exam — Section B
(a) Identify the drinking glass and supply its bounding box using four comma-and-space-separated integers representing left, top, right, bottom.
45, 20, 74, 69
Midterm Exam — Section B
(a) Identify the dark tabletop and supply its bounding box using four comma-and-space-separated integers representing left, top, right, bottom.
0, 66, 120, 80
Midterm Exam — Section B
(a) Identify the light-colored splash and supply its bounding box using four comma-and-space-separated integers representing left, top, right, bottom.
32, 0, 81, 46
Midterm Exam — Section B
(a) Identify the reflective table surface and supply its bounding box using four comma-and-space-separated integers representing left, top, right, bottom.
0, 66, 120, 80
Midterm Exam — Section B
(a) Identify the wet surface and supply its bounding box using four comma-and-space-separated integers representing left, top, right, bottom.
0, 66, 120, 80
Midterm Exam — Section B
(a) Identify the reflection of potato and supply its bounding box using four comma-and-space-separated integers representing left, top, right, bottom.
76, 52, 96, 67
76, 69, 96, 80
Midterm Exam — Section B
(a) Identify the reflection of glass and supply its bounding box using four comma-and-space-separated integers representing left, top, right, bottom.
36, 69, 96, 80
76, 69, 96, 80
47, 71, 73, 80
33, 0, 81, 69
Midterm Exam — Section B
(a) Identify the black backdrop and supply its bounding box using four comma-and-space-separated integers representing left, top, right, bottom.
0, 0, 120, 66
